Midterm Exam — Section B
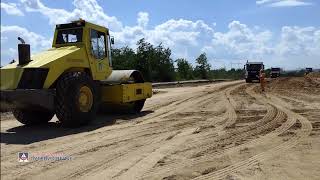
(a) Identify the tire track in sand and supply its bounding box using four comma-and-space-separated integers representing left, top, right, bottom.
142, 84, 287, 178
0, 82, 239, 173
193, 85, 312, 180
76, 83, 242, 180
51, 83, 240, 180
220, 84, 243, 128
122, 84, 244, 179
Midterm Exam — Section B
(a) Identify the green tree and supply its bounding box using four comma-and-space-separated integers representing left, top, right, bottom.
194, 53, 211, 79
111, 46, 136, 70
150, 44, 175, 82
136, 38, 153, 81
210, 68, 244, 79
176, 58, 194, 80
135, 39, 175, 82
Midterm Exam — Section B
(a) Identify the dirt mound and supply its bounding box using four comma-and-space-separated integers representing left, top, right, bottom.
267, 77, 319, 94
307, 72, 320, 78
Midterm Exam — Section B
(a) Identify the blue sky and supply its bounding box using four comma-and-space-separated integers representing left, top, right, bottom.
1, 0, 320, 69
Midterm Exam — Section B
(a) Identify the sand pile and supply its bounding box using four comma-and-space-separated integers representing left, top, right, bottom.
268, 77, 319, 93
307, 72, 320, 78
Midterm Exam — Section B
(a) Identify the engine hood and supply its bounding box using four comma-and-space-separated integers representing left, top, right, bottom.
1, 46, 81, 69
0, 46, 86, 90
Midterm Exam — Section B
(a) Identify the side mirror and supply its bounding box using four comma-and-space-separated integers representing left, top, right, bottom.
111, 37, 114, 45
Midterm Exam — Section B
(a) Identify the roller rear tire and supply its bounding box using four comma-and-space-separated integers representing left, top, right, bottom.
13, 109, 54, 125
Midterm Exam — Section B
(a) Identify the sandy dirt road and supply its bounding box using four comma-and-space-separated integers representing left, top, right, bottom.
1, 77, 319, 180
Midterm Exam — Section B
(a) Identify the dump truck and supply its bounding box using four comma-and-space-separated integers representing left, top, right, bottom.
0, 19, 152, 127
270, 67, 281, 78
305, 68, 313, 75
244, 61, 264, 83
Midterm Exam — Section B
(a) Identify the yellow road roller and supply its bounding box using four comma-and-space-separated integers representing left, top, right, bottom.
0, 19, 152, 127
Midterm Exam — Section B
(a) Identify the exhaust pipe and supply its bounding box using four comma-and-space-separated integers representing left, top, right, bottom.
17, 37, 31, 65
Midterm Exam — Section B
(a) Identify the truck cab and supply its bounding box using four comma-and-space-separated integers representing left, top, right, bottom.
305, 68, 313, 75
244, 62, 264, 83
270, 67, 281, 78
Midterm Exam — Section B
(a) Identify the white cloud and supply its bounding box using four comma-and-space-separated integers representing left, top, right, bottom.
137, 12, 149, 28
203, 21, 320, 69
18, 0, 214, 61
20, 0, 123, 31
1, 36, 8, 43
256, 0, 313, 7
1, 25, 51, 49
256, 0, 274, 4
203, 21, 273, 61
151, 19, 214, 46
1, 25, 51, 64
113, 17, 215, 62
277, 26, 320, 56
18, 0, 214, 58
1, 2, 24, 16
1, 0, 319, 69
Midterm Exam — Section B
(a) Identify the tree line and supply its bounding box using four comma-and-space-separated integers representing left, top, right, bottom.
112, 38, 244, 82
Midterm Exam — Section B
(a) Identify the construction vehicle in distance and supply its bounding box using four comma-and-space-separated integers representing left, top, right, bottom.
270, 67, 281, 78
244, 61, 264, 83
0, 19, 152, 127
305, 68, 313, 75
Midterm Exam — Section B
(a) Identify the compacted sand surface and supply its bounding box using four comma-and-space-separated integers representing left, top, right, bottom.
1, 77, 319, 180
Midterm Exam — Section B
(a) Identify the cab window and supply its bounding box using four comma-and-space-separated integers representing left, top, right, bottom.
56, 28, 83, 44
90, 29, 106, 59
